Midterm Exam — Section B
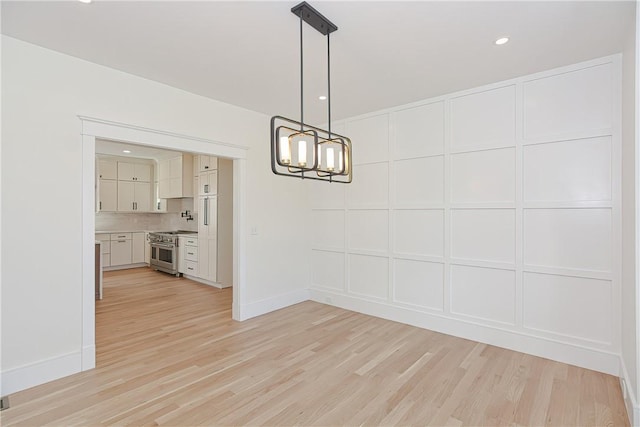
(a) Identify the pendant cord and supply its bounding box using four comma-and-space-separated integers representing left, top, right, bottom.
299, 12, 304, 131
327, 32, 331, 139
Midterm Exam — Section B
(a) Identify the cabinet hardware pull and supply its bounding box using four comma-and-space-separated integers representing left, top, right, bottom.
205, 165, 209, 169
99, 201, 102, 210
204, 184, 209, 193
204, 198, 209, 226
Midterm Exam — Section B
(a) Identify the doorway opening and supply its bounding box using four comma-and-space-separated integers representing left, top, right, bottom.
81, 116, 248, 372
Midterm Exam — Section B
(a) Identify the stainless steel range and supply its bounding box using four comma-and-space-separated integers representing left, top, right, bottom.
149, 231, 197, 276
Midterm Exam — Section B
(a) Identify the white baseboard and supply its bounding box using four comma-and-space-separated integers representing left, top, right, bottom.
183, 274, 231, 289
620, 358, 640, 426
0, 351, 82, 395
82, 345, 96, 371
239, 288, 310, 321
310, 289, 620, 376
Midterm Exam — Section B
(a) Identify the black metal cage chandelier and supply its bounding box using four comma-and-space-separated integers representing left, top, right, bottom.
270, 1, 352, 184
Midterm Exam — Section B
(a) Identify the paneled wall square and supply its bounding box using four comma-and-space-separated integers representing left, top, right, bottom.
312, 210, 344, 250
311, 250, 345, 291
450, 85, 516, 151
348, 210, 389, 253
349, 254, 389, 300
394, 156, 444, 206
451, 209, 515, 263
309, 179, 346, 210
451, 148, 515, 203
394, 102, 444, 159
393, 259, 444, 310
523, 137, 612, 202
393, 210, 444, 257
346, 114, 389, 165
347, 163, 389, 209
524, 208, 612, 272
523, 63, 612, 139
523, 272, 612, 344
450, 265, 516, 324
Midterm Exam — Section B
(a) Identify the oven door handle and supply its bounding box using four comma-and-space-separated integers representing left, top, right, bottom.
151, 243, 175, 250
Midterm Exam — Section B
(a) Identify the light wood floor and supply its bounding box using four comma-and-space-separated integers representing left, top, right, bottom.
2, 267, 629, 426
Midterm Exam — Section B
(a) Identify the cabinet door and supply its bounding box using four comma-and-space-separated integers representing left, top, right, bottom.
134, 182, 151, 212
199, 155, 210, 173
110, 239, 132, 266
199, 170, 218, 196
170, 156, 182, 179
98, 160, 117, 180
177, 237, 185, 274
193, 176, 199, 214
145, 233, 151, 264
117, 162, 135, 181
117, 181, 135, 212
197, 238, 217, 282
132, 233, 145, 263
135, 163, 151, 182
198, 196, 217, 238
99, 179, 118, 212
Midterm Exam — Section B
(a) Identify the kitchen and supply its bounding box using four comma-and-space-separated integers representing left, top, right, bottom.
94, 139, 233, 299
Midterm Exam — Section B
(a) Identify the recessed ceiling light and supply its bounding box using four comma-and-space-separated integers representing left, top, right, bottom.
123, 150, 131, 153
78, 0, 92, 3
495, 37, 509, 46
319, 95, 327, 101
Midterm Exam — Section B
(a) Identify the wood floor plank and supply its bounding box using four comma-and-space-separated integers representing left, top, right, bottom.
1, 267, 630, 426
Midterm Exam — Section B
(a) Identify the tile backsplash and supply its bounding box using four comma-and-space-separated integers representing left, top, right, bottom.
96, 200, 198, 232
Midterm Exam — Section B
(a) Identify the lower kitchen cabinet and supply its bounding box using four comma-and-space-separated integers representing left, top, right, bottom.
132, 232, 146, 264
96, 232, 147, 269
178, 236, 199, 276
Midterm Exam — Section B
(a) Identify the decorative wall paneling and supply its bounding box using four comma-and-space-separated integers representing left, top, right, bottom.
309, 56, 621, 375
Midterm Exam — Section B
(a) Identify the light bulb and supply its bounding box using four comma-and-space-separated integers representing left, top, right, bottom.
338, 150, 343, 172
279, 137, 290, 165
298, 140, 307, 167
326, 147, 335, 171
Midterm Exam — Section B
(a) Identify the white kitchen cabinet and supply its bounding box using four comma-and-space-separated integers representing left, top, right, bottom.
198, 170, 218, 196
99, 179, 118, 212
118, 181, 151, 212
96, 233, 111, 267
178, 236, 199, 275
158, 154, 193, 198
110, 239, 132, 266
144, 232, 151, 264
118, 161, 151, 182
132, 232, 145, 264
198, 238, 217, 282
197, 155, 218, 173
198, 196, 217, 282
98, 159, 117, 180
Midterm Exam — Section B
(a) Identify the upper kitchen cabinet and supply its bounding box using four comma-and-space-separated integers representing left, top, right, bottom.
118, 181, 152, 212
158, 154, 194, 198
199, 170, 218, 196
197, 155, 218, 173
117, 161, 151, 182
98, 159, 118, 180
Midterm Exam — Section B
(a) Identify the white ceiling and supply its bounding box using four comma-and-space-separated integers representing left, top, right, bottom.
2, 1, 635, 124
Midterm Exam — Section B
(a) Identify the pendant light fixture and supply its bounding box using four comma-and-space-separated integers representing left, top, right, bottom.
270, 1, 352, 184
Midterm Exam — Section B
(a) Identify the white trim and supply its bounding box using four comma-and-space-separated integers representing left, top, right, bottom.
311, 288, 620, 375
621, 357, 640, 427
0, 351, 82, 396
239, 289, 311, 321
79, 116, 248, 158
80, 116, 248, 377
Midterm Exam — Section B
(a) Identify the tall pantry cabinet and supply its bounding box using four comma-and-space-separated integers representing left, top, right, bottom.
196, 155, 232, 288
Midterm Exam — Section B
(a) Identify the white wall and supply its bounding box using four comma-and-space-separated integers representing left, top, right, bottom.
621, 2, 638, 422
310, 55, 622, 376
1, 36, 310, 394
